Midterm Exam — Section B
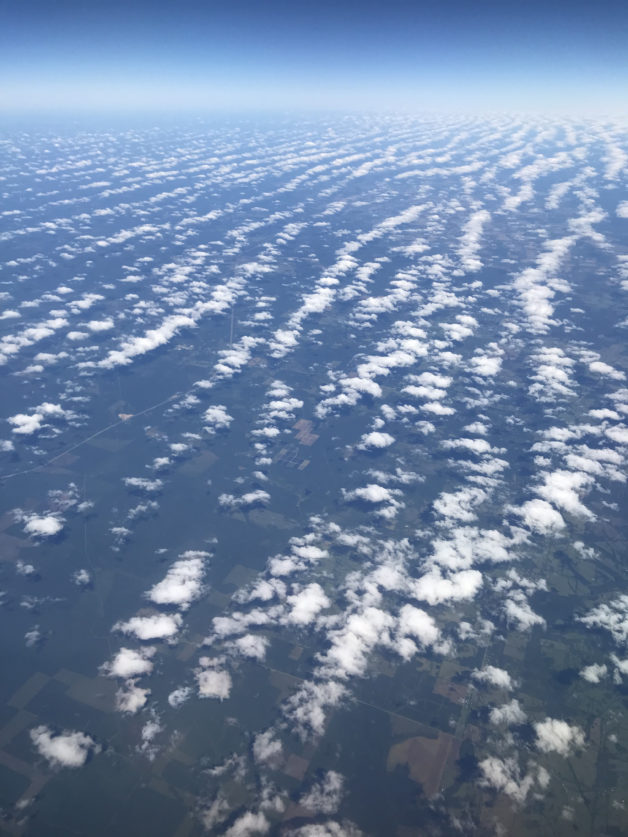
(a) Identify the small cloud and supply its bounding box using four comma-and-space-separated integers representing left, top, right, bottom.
535, 718, 585, 755
30, 725, 100, 768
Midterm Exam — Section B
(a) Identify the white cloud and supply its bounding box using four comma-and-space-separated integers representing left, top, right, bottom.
230, 634, 268, 660
286, 583, 330, 626
396, 604, 440, 657
489, 699, 527, 726
588, 360, 626, 381
224, 811, 270, 837
343, 484, 393, 504
504, 593, 546, 630
168, 686, 192, 707
253, 729, 283, 764
8, 402, 74, 436
284, 680, 347, 739
146, 551, 208, 609
30, 725, 100, 768
196, 667, 232, 700
472, 666, 515, 690
514, 499, 566, 534
72, 568, 91, 586
219, 490, 271, 510
579, 595, 628, 645
86, 317, 114, 332
101, 647, 156, 679
114, 613, 182, 641
411, 568, 483, 605
579, 663, 608, 684
116, 681, 150, 714
203, 404, 233, 433
22, 513, 64, 538
300, 771, 344, 815
535, 469, 594, 519
357, 431, 395, 450
479, 755, 539, 804
534, 718, 585, 755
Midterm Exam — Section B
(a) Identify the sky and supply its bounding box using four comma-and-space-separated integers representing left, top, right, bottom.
1, 0, 628, 114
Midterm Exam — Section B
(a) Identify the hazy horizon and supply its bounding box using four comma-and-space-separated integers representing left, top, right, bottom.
2, 0, 627, 115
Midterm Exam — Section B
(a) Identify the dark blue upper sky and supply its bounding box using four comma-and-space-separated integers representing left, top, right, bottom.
2, 0, 627, 113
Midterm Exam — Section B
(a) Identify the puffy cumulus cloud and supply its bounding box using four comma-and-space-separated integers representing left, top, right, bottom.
433, 488, 487, 523
316, 376, 383, 420
617, 201, 628, 218
8, 402, 75, 435
579, 663, 608, 683
203, 404, 233, 434
96, 313, 197, 370
196, 665, 232, 701
286, 584, 330, 626
513, 499, 565, 534
468, 353, 502, 377
479, 755, 546, 804
253, 729, 283, 764
534, 718, 585, 755
72, 568, 91, 586
588, 360, 626, 381
513, 236, 573, 333
579, 594, 628, 645
0, 316, 69, 367
285, 822, 363, 836
115, 681, 150, 714
528, 346, 576, 401
300, 771, 345, 815
219, 490, 271, 510
342, 484, 393, 505
395, 605, 440, 658
489, 699, 527, 726
605, 425, 628, 445
146, 551, 208, 610
268, 328, 300, 358
357, 431, 395, 450
403, 383, 448, 401
339, 483, 403, 518
168, 686, 192, 708
211, 608, 275, 639
320, 607, 395, 679
411, 568, 483, 605
265, 395, 303, 421
421, 401, 455, 416
101, 646, 156, 679
409, 371, 452, 389
251, 425, 280, 439
230, 633, 268, 660
114, 612, 182, 641
86, 317, 114, 332
123, 476, 163, 494
457, 209, 490, 272
429, 526, 519, 572
610, 654, 628, 679
30, 725, 100, 768
440, 315, 477, 342
535, 469, 595, 520
441, 437, 495, 456
504, 592, 546, 631
138, 716, 163, 759
224, 811, 270, 837
22, 513, 64, 538
472, 666, 515, 690
283, 680, 347, 739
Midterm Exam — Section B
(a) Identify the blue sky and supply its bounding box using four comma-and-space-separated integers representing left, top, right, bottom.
1, 0, 627, 113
